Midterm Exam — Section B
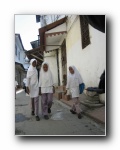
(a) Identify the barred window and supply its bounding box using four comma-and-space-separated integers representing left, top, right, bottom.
80, 16, 90, 49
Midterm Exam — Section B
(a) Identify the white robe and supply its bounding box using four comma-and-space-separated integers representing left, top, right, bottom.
66, 66, 83, 98
39, 62, 54, 94
26, 59, 39, 98
15, 80, 18, 88
23, 78, 27, 86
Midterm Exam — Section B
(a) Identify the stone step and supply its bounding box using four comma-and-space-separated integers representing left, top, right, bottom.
53, 93, 62, 100
83, 99, 100, 104
62, 92, 71, 101
53, 89, 71, 101
55, 86, 66, 91
55, 89, 64, 93
53, 91, 63, 100
81, 101, 104, 108
60, 99, 73, 107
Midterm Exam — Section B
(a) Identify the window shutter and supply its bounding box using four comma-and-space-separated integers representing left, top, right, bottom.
80, 16, 90, 49
61, 40, 66, 66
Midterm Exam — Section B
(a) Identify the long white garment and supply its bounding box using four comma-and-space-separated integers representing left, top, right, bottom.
39, 62, 54, 93
26, 59, 39, 98
15, 80, 18, 88
66, 66, 83, 98
23, 78, 27, 86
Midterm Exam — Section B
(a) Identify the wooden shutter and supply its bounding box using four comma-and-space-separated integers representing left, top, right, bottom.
61, 40, 66, 66
80, 16, 90, 49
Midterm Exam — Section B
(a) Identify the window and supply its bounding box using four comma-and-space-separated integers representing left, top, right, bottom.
15, 45, 17, 55
80, 16, 90, 49
18, 51, 20, 60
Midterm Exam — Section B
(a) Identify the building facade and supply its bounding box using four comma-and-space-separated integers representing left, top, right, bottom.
15, 34, 30, 87
40, 15, 66, 27
66, 15, 106, 88
39, 15, 106, 90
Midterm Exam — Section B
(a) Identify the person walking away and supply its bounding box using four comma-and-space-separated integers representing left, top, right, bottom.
39, 62, 55, 120
26, 59, 40, 121
65, 66, 83, 119
15, 80, 18, 99
23, 78, 27, 93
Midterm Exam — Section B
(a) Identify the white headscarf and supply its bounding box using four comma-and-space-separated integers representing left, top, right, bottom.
27, 59, 37, 78
39, 62, 53, 87
66, 66, 83, 88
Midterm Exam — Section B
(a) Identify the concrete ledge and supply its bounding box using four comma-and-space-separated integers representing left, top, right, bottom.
62, 93, 71, 101
55, 90, 105, 124
84, 107, 105, 124
60, 98, 105, 124
60, 99, 73, 107
55, 86, 66, 91
53, 91, 62, 100
81, 101, 104, 108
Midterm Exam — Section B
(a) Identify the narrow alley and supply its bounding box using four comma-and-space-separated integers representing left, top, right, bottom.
15, 89, 105, 136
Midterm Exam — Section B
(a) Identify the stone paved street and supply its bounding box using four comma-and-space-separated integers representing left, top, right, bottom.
15, 90, 105, 136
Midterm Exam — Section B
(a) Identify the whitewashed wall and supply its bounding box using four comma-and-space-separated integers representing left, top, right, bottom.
58, 48, 63, 85
66, 15, 106, 88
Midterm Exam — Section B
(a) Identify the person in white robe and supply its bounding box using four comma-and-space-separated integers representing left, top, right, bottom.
39, 62, 55, 120
65, 66, 83, 119
23, 78, 27, 93
15, 80, 18, 99
26, 59, 40, 121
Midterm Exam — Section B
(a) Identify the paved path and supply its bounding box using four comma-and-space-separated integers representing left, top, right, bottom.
60, 98, 105, 124
15, 90, 105, 136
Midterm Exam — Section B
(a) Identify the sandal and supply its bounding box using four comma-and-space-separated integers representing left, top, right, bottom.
44, 115, 49, 120
48, 108, 51, 114
70, 109, 76, 114
78, 113, 82, 119
36, 116, 40, 121
31, 111, 35, 116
